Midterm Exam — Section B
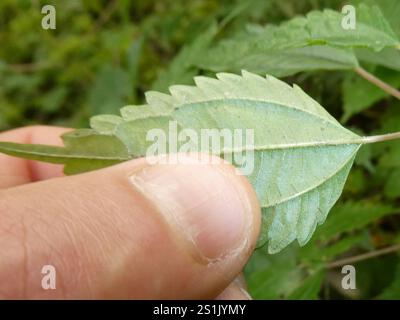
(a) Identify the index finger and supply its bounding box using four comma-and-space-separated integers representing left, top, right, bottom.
0, 126, 71, 189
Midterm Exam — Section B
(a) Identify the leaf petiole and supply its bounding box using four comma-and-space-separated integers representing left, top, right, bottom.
361, 131, 400, 144
354, 66, 400, 100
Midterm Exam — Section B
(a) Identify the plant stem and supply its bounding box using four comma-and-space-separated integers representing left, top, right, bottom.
354, 66, 400, 100
361, 131, 400, 144
326, 243, 400, 269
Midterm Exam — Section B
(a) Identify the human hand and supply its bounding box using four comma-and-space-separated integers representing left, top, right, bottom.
0, 126, 261, 299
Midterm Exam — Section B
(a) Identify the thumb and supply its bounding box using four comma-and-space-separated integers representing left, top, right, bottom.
0, 154, 261, 299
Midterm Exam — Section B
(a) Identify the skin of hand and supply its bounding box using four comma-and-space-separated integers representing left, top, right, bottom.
0, 126, 261, 299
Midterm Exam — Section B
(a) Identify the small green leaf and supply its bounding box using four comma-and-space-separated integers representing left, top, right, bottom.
246, 247, 303, 299
300, 233, 367, 263
356, 48, 400, 72
287, 270, 324, 300
306, 4, 399, 50
378, 260, 400, 299
120, 91, 175, 120
384, 169, 400, 199
0, 129, 130, 174
90, 115, 124, 135
356, 0, 400, 36
313, 200, 397, 241
341, 68, 400, 122
197, 45, 358, 77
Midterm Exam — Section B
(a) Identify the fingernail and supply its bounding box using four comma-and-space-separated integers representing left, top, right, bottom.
216, 275, 253, 300
129, 155, 253, 260
234, 275, 253, 300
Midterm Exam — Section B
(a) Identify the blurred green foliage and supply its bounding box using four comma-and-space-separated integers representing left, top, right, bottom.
1, 0, 400, 299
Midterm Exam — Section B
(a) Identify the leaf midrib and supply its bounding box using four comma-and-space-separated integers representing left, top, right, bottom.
0, 142, 130, 161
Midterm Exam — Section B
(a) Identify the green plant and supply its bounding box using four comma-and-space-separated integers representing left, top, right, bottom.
1, 0, 400, 299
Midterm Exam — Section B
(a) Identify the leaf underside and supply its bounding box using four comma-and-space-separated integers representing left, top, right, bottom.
0, 71, 362, 254
195, 4, 399, 77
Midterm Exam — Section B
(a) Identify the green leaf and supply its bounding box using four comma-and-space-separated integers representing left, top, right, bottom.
354, 0, 400, 36
384, 169, 400, 199
0, 71, 366, 253
287, 270, 324, 300
119, 91, 175, 121
196, 4, 399, 77
197, 45, 358, 78
300, 232, 367, 263
313, 200, 397, 241
246, 247, 303, 299
378, 259, 400, 299
0, 129, 130, 174
321, 234, 367, 260
375, 104, 400, 169
90, 115, 124, 135
376, 0, 400, 36
259, 3, 399, 50
356, 48, 400, 72
354, 144, 374, 173
341, 68, 400, 122
305, 4, 399, 50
